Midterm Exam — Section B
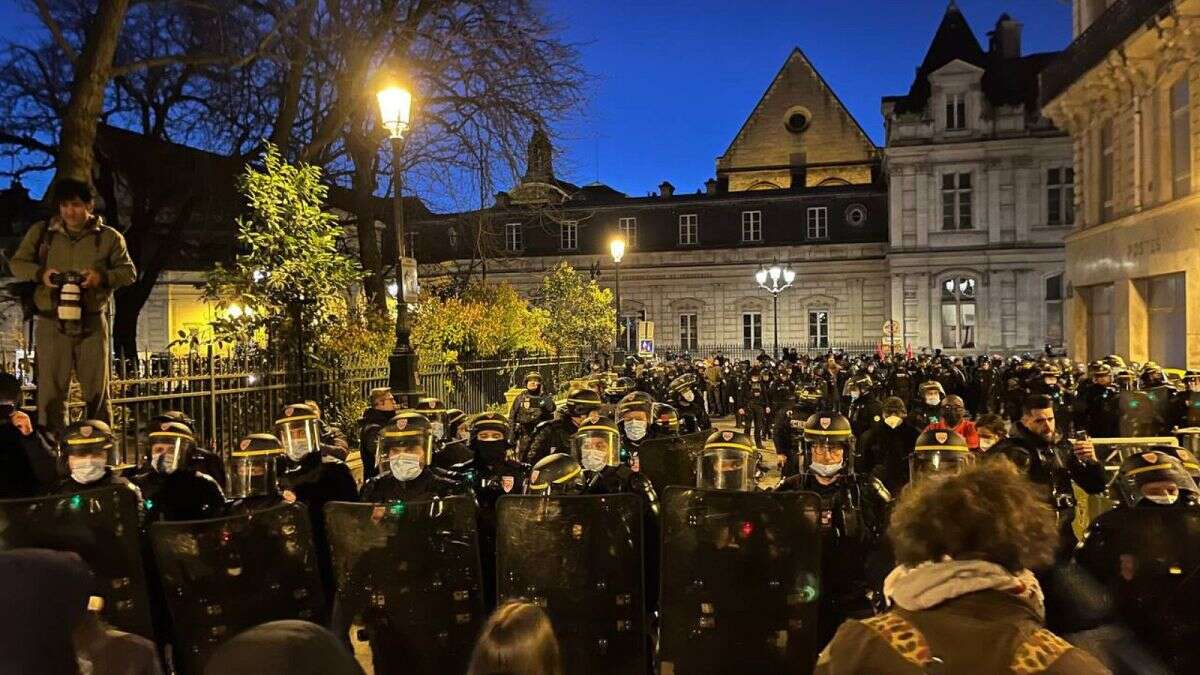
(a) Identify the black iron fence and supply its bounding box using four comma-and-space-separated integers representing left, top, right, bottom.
653, 341, 886, 363
12, 348, 584, 466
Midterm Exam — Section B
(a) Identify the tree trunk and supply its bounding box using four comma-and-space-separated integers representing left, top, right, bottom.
55, 0, 131, 183
347, 125, 387, 312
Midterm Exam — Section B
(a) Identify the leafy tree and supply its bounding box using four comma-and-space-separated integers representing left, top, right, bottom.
411, 280, 548, 366
535, 261, 615, 356
203, 143, 362, 363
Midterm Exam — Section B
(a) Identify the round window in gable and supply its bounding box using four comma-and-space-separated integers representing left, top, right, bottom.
845, 204, 868, 226
784, 106, 812, 134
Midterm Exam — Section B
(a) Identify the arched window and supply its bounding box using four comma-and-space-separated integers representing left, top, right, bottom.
941, 277, 976, 348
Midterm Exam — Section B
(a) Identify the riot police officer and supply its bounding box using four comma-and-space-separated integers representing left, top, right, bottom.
909, 427, 975, 483
130, 421, 226, 522
845, 374, 882, 439
361, 411, 461, 501
55, 420, 140, 496
413, 397, 449, 448
573, 416, 658, 508
508, 371, 556, 456
772, 402, 810, 478
466, 412, 526, 501
669, 373, 710, 434
225, 433, 286, 513
775, 412, 892, 646
358, 387, 396, 482
741, 369, 771, 449
616, 391, 659, 452
652, 402, 680, 436
148, 410, 227, 487
857, 397, 920, 494
527, 388, 603, 464
1172, 370, 1200, 429
906, 381, 945, 430
1028, 363, 1072, 435
527, 453, 586, 495
696, 429, 758, 491
1072, 362, 1119, 438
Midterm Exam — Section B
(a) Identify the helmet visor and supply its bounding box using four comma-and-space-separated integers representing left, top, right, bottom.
148, 436, 189, 473
276, 418, 320, 459
378, 430, 432, 469
572, 427, 619, 472
697, 447, 754, 491
228, 455, 278, 498
909, 448, 975, 481
1120, 456, 1200, 507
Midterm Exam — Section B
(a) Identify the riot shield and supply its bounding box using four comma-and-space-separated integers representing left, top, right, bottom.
1184, 392, 1200, 427
636, 430, 709, 493
1144, 386, 1177, 430
496, 494, 646, 675
659, 487, 822, 675
0, 485, 154, 639
324, 498, 485, 675
1118, 391, 1163, 437
150, 503, 323, 675
1075, 506, 1200, 673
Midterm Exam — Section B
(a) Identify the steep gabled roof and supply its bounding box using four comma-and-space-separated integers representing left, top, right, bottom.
894, 2, 987, 114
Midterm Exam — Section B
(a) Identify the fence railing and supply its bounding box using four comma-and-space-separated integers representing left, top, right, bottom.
652, 341, 887, 363
13, 348, 584, 466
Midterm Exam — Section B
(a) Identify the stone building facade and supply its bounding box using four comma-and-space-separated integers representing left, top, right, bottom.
1042, 0, 1200, 368
882, 6, 1072, 353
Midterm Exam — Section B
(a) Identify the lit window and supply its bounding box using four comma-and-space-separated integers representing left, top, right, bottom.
806, 207, 828, 239
618, 217, 637, 249
679, 313, 698, 351
940, 277, 977, 348
941, 173, 973, 230
742, 312, 762, 349
560, 221, 577, 251
741, 211, 762, 242
679, 214, 698, 245
807, 310, 829, 349
505, 223, 522, 252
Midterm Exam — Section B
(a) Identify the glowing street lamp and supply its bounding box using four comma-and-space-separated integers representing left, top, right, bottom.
755, 263, 796, 359
610, 238, 626, 358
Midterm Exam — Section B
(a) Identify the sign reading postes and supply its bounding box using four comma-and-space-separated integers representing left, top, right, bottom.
882, 320, 900, 338
638, 339, 655, 358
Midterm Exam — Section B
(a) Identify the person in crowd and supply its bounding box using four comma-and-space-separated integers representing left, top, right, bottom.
357, 387, 396, 481
668, 373, 711, 433
203, 620, 363, 675
923, 394, 979, 451
129, 421, 225, 522
741, 368, 771, 449
815, 459, 1109, 674
975, 413, 1008, 451
303, 399, 350, 460
55, 420, 141, 499
857, 397, 919, 494
905, 381, 945, 431
527, 387, 603, 464
9, 178, 136, 432
0, 548, 161, 675
225, 433, 286, 514
0, 371, 55, 498
146, 410, 226, 488
508, 372, 556, 459
844, 374, 882, 439
467, 601, 562, 675
360, 411, 461, 501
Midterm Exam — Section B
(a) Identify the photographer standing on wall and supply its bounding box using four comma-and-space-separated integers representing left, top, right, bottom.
10, 179, 136, 433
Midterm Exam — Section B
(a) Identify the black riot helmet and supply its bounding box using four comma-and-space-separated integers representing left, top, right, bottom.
378, 411, 434, 480
844, 374, 872, 399
528, 453, 585, 495
572, 416, 620, 474
1158, 445, 1200, 485
149, 410, 195, 433
445, 408, 467, 441
617, 391, 654, 442
918, 381, 946, 406
414, 397, 449, 440
228, 434, 282, 499
608, 377, 635, 401
1116, 449, 1200, 508
469, 412, 511, 466
698, 429, 756, 491
803, 412, 854, 476
910, 428, 973, 481
652, 402, 680, 435
275, 403, 321, 462
524, 371, 543, 392
1183, 370, 1200, 393
669, 373, 699, 403
563, 387, 603, 419
146, 421, 196, 473
60, 419, 115, 459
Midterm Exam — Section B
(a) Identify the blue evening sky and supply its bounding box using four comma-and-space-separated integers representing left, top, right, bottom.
0, 0, 1072, 198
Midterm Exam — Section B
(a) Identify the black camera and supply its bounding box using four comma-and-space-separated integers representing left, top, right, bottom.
50, 270, 85, 322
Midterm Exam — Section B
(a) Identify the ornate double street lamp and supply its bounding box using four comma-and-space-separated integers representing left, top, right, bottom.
755, 264, 795, 359
610, 238, 625, 361
377, 81, 421, 406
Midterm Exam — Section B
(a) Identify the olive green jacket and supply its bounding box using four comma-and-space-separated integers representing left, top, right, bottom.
9, 215, 137, 315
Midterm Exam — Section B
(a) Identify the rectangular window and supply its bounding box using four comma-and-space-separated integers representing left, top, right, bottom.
620, 312, 643, 354
1145, 272, 1187, 367
1171, 77, 1192, 199
1100, 120, 1115, 221
618, 216, 638, 249
559, 220, 577, 251
945, 93, 966, 130
1085, 284, 1115, 360
1046, 168, 1075, 226
405, 231, 417, 259
504, 223, 522, 252
679, 313, 698, 352
741, 210, 762, 242
742, 312, 763, 349
807, 310, 829, 349
806, 206, 828, 239
1045, 274, 1064, 347
678, 214, 698, 245
941, 173, 973, 230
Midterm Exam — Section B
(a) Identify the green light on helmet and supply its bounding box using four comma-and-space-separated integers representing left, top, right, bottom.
388, 501, 407, 517
69, 494, 83, 510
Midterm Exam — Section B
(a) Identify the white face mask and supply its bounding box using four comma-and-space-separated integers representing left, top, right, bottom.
682, 391, 695, 403
152, 452, 176, 473
390, 456, 422, 481
810, 461, 843, 477
625, 421, 647, 441
1145, 493, 1179, 506
979, 437, 997, 451
849, 390, 860, 401
884, 415, 903, 429
429, 422, 444, 440
1189, 382, 1200, 393
582, 448, 607, 472
285, 444, 309, 462
925, 396, 941, 406
69, 457, 106, 484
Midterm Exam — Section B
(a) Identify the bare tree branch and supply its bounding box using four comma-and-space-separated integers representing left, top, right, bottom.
33, 0, 79, 64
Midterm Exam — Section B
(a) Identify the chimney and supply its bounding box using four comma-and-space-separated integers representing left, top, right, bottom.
659, 181, 675, 198
704, 178, 718, 195
988, 14, 1022, 59
494, 191, 511, 208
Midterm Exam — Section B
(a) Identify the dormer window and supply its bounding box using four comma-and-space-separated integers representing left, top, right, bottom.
945, 93, 966, 130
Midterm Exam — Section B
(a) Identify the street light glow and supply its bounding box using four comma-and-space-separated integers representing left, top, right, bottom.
226, 304, 243, 319
784, 269, 796, 284
610, 237, 626, 263
769, 265, 781, 282
377, 84, 413, 139
755, 269, 768, 285
387, 282, 399, 298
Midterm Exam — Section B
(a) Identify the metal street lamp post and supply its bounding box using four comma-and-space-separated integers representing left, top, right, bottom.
377, 82, 421, 407
610, 238, 625, 363
755, 264, 796, 360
